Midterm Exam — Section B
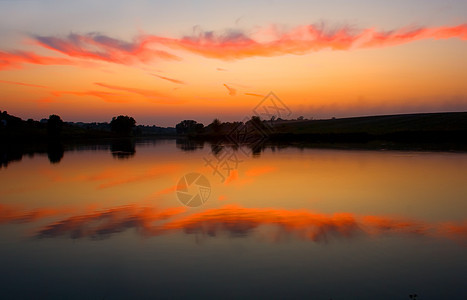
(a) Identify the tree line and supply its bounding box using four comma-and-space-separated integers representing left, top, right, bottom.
1, 110, 271, 139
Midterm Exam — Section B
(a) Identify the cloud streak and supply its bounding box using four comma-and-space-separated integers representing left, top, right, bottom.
0, 50, 73, 70
94, 82, 168, 100
244, 93, 265, 98
0, 80, 47, 89
34, 33, 181, 65
141, 23, 467, 60
223, 83, 237, 96
2, 23, 465, 71
151, 74, 185, 84
49, 89, 124, 103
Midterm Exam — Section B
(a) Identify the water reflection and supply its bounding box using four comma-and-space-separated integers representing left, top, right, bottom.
0, 139, 140, 167
0, 203, 465, 243
47, 142, 64, 164
176, 138, 204, 151
3, 137, 467, 168
1, 142, 65, 166
110, 139, 136, 159
1, 139, 466, 299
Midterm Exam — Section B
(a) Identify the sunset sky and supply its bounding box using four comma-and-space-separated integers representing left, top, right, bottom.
0, 0, 466, 126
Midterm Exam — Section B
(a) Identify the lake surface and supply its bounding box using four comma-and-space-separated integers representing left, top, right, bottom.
1, 139, 466, 299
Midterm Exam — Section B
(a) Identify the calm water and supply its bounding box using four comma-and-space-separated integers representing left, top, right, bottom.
1, 139, 466, 299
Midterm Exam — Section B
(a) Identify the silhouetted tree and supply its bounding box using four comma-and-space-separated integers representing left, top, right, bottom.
47, 114, 64, 137
210, 118, 222, 133
247, 116, 266, 132
110, 115, 136, 136
175, 120, 204, 135
249, 116, 262, 126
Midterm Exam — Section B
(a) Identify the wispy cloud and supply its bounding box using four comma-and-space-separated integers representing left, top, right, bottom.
95, 82, 166, 99
1, 23, 465, 70
0, 80, 47, 88
244, 93, 265, 98
151, 74, 185, 84
33, 33, 181, 65
140, 23, 467, 60
223, 83, 236, 96
0, 50, 73, 70
50, 89, 124, 103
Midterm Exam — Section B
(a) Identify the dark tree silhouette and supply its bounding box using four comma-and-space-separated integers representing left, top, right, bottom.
47, 114, 64, 137
110, 115, 136, 136
246, 116, 266, 133
175, 120, 204, 135
209, 118, 222, 133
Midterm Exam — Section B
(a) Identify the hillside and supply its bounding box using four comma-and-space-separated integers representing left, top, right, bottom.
273, 112, 467, 135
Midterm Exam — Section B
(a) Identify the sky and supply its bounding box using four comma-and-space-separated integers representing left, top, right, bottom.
0, 0, 466, 126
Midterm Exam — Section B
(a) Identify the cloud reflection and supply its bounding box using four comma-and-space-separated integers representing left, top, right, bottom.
2, 204, 464, 243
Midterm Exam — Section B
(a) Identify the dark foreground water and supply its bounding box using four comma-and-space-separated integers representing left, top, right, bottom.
1, 139, 466, 299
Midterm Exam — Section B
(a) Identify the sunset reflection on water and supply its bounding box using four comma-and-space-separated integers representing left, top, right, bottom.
0, 139, 466, 299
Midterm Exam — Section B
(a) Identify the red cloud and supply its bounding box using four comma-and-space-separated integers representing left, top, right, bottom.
34, 33, 181, 65
0, 50, 73, 70
1, 23, 465, 71
140, 23, 467, 60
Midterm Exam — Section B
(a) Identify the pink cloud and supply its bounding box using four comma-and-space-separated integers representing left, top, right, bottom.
33, 33, 181, 65
140, 23, 467, 60
0, 50, 73, 70
1, 23, 465, 71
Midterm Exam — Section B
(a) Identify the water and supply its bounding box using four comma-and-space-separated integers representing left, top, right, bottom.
1, 139, 466, 299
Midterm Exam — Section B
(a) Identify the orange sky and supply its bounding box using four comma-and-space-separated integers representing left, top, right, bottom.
0, 1, 466, 126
